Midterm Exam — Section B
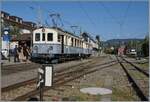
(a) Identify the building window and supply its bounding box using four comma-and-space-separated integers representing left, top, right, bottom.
42, 33, 45, 41
35, 33, 40, 41
47, 33, 53, 41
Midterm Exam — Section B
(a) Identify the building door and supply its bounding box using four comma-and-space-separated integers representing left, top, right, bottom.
61, 35, 64, 54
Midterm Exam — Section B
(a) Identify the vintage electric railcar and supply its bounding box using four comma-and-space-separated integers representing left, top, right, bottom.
31, 27, 96, 63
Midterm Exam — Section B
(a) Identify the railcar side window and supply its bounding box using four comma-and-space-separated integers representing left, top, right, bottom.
47, 33, 53, 41
35, 33, 40, 41
58, 35, 61, 42
71, 38, 73, 46
42, 33, 45, 41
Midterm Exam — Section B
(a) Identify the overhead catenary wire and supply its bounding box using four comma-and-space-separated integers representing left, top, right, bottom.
99, 2, 121, 25
29, 4, 88, 35
29, 5, 60, 27
58, 15, 64, 27
78, 1, 102, 40
78, 1, 98, 30
98, 1, 131, 38
29, 2, 86, 34
29, 6, 43, 27
119, 1, 131, 38
120, 1, 131, 27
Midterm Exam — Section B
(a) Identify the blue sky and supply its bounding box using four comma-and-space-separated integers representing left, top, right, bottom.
1, 0, 149, 41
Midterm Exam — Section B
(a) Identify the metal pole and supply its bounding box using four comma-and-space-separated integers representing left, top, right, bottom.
30, 29, 33, 55
8, 42, 10, 62
37, 68, 44, 101
39, 84, 43, 101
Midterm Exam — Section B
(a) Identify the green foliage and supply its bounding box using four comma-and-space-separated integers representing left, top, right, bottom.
141, 35, 149, 57
96, 35, 101, 49
104, 48, 114, 54
125, 36, 149, 57
126, 40, 142, 49
1, 21, 21, 37
10, 26, 20, 35
104, 47, 118, 54
112, 87, 136, 101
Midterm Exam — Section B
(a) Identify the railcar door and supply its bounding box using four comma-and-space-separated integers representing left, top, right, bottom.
61, 35, 64, 54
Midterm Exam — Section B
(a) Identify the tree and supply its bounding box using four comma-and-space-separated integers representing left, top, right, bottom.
9, 25, 21, 40
142, 35, 149, 57
96, 35, 101, 55
96, 35, 100, 47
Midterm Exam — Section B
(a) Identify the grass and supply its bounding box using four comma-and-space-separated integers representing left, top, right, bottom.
129, 70, 148, 79
111, 87, 136, 101
124, 63, 148, 79
137, 63, 149, 70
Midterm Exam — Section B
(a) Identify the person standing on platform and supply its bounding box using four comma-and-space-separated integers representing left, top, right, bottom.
14, 45, 19, 62
23, 43, 30, 62
18, 45, 25, 62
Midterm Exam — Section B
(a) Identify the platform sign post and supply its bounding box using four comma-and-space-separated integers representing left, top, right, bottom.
37, 65, 53, 101
37, 67, 44, 101
2, 28, 10, 60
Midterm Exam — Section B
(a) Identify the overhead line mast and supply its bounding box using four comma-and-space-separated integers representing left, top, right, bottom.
37, 6, 42, 28
29, 5, 83, 35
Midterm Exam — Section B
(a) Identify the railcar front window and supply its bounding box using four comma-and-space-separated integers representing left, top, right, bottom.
35, 33, 40, 41
47, 33, 53, 41
42, 33, 45, 41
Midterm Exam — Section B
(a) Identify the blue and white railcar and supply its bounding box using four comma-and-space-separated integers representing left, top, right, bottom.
31, 28, 60, 61
31, 27, 91, 63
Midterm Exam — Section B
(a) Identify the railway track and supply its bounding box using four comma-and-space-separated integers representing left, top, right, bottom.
116, 56, 149, 101
13, 60, 117, 101
2, 59, 94, 92
121, 57, 149, 77
2, 57, 117, 101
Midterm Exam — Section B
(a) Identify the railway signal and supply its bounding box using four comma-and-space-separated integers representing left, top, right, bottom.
37, 65, 53, 101
37, 68, 44, 88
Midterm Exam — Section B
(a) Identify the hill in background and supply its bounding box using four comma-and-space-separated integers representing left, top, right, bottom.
102, 38, 144, 47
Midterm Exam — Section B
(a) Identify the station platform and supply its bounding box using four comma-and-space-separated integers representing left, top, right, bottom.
1, 56, 31, 66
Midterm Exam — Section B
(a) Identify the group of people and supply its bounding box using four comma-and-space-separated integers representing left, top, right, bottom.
14, 44, 30, 62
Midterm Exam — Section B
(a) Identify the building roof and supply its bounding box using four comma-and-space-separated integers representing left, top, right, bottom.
10, 16, 22, 20
1, 10, 36, 30
1, 11, 10, 15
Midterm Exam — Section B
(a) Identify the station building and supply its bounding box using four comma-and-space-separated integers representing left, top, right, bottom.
1, 10, 36, 49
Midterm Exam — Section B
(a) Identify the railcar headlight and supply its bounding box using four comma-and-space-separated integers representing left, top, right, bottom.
34, 46, 38, 50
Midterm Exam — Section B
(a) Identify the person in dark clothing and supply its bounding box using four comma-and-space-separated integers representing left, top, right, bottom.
18, 45, 22, 53
14, 45, 19, 62
23, 44, 29, 61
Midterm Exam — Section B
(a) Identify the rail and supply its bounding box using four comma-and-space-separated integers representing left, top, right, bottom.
116, 56, 148, 101
12, 59, 117, 101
